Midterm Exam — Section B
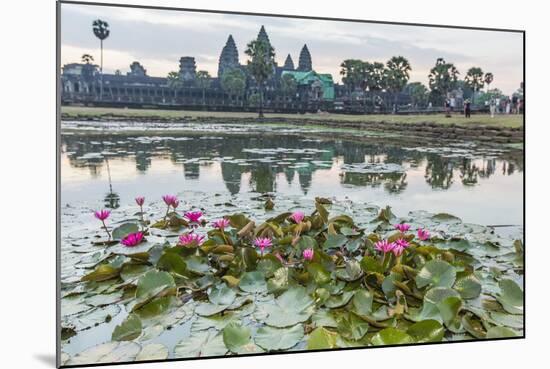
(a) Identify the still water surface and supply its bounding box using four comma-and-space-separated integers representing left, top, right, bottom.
60, 127, 523, 226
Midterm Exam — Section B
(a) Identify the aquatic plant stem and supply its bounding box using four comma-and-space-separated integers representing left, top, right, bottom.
101, 219, 111, 240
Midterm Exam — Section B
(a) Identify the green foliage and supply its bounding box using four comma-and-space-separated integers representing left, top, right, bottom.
62, 197, 523, 362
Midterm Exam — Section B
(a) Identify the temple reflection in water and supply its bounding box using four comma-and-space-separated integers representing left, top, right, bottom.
61, 133, 522, 197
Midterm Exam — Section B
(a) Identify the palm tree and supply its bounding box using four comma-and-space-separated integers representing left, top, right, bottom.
385, 56, 411, 112
484, 72, 494, 91
428, 58, 460, 104
245, 39, 275, 118
195, 70, 212, 107
465, 67, 485, 105
81, 54, 94, 64
166, 71, 182, 101
340, 59, 364, 95
92, 19, 110, 101
221, 69, 246, 107
364, 61, 386, 112
280, 73, 297, 108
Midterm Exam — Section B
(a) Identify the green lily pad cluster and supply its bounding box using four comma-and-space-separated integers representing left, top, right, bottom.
60, 195, 523, 365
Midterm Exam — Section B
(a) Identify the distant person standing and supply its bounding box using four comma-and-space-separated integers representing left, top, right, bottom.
512, 95, 518, 114
495, 97, 501, 114
489, 98, 496, 118
505, 99, 511, 114
464, 99, 471, 118
444, 99, 451, 117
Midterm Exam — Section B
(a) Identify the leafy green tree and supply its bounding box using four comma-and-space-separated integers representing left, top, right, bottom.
92, 19, 110, 100
464, 67, 485, 105
166, 71, 182, 99
280, 73, 297, 107
340, 59, 365, 95
385, 56, 411, 110
428, 58, 459, 104
364, 61, 387, 111
245, 39, 275, 118
196, 70, 212, 106
404, 82, 429, 108
221, 69, 246, 106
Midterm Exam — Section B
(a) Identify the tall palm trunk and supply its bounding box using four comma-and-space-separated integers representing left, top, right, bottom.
258, 85, 264, 118
100, 39, 104, 101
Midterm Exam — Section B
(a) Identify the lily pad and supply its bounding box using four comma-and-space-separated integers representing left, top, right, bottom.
486, 326, 520, 338
415, 260, 456, 289
239, 271, 267, 293
308, 327, 339, 349
264, 286, 315, 327
496, 279, 524, 314
223, 322, 262, 354
67, 341, 141, 365
112, 223, 140, 240
406, 320, 445, 342
371, 327, 414, 345
174, 331, 227, 357
112, 314, 142, 341
136, 344, 169, 361
255, 325, 304, 351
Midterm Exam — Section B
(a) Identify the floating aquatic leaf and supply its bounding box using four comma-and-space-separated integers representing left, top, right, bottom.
174, 331, 227, 357
415, 260, 457, 289
255, 325, 304, 351
496, 279, 524, 314
136, 344, 169, 361
112, 314, 142, 341
308, 327, 339, 349
486, 326, 520, 338
406, 320, 445, 343
112, 223, 140, 240
371, 328, 414, 345
453, 274, 482, 299
239, 271, 267, 293
67, 341, 141, 365
223, 322, 261, 354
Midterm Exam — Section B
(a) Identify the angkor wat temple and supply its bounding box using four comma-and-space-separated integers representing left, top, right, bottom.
61, 25, 347, 112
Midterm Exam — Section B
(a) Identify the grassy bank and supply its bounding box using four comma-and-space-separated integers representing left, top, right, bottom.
61, 106, 524, 128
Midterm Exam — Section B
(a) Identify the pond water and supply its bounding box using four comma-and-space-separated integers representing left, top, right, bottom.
61, 122, 523, 226
59, 121, 524, 363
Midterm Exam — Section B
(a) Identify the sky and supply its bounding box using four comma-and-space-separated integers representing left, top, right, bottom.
60, 3, 524, 95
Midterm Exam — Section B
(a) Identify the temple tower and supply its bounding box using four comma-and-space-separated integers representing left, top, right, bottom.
179, 57, 197, 82
218, 35, 240, 78
283, 54, 295, 70
298, 44, 312, 71
257, 25, 271, 48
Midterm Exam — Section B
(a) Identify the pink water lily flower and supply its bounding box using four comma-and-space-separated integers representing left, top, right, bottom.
184, 211, 203, 224
374, 239, 396, 253
395, 223, 411, 233
212, 218, 230, 230
254, 237, 273, 255
135, 196, 145, 206
303, 248, 314, 261
172, 199, 180, 209
392, 242, 406, 256
162, 195, 178, 207
393, 238, 410, 256
289, 211, 305, 224
121, 232, 144, 247
178, 232, 205, 246
94, 209, 111, 221
417, 228, 431, 241
395, 238, 410, 248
